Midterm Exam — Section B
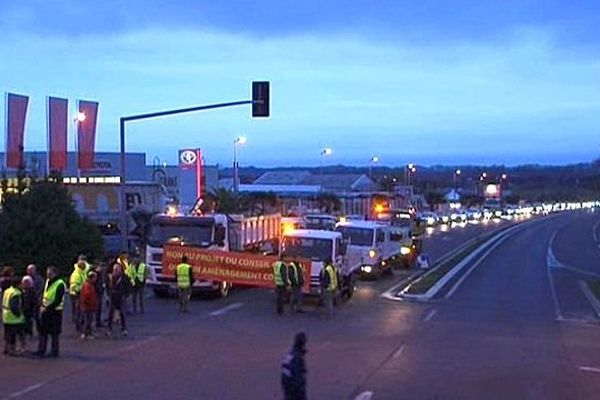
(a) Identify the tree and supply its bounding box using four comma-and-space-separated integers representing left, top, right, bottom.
203, 188, 238, 214
0, 180, 103, 277
240, 191, 279, 215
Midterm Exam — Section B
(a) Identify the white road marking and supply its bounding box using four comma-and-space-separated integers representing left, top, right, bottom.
393, 345, 406, 359
547, 231, 564, 320
424, 309, 437, 322
354, 390, 374, 400
6, 382, 47, 399
579, 280, 600, 319
209, 302, 243, 317
580, 366, 600, 374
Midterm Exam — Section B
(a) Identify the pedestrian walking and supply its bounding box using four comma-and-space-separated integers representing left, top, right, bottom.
320, 259, 338, 318
176, 256, 194, 313
69, 258, 88, 331
21, 276, 39, 340
273, 256, 289, 315
35, 266, 66, 358
281, 332, 307, 400
131, 257, 148, 314
288, 258, 305, 313
80, 271, 99, 339
106, 264, 130, 337
2, 277, 25, 356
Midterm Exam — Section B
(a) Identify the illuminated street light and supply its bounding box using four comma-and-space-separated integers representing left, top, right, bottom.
76, 112, 86, 122
454, 169, 461, 189
482, 172, 487, 178
233, 136, 247, 195
501, 173, 507, 180
321, 147, 333, 156
371, 156, 379, 163
455, 169, 461, 175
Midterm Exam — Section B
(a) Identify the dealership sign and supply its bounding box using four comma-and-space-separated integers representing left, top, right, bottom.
179, 149, 198, 169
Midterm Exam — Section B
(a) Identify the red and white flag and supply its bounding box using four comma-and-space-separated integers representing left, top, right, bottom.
47, 97, 68, 171
77, 100, 99, 170
5, 93, 29, 169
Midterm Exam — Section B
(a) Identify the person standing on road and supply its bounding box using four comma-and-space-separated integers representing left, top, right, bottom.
21, 276, 39, 341
26, 264, 44, 303
0, 266, 15, 293
288, 258, 305, 313
69, 258, 88, 331
281, 332, 307, 400
80, 271, 99, 340
273, 256, 289, 315
35, 266, 66, 358
94, 264, 107, 328
131, 257, 148, 314
320, 259, 338, 318
2, 277, 25, 356
176, 256, 194, 313
106, 264, 130, 337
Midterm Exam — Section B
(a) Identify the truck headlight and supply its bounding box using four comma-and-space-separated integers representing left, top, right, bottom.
400, 246, 411, 255
362, 265, 372, 273
369, 249, 376, 258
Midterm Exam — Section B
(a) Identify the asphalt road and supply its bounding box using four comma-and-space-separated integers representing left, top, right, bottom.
2, 214, 598, 399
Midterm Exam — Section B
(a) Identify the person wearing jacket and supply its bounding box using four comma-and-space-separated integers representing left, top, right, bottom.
35, 266, 66, 358
2, 277, 25, 356
320, 259, 338, 318
273, 256, 289, 315
21, 276, 39, 340
288, 258, 305, 313
94, 265, 107, 328
281, 332, 307, 400
106, 264, 131, 337
79, 271, 99, 339
69, 259, 88, 331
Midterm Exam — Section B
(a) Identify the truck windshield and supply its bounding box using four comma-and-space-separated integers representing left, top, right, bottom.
335, 227, 374, 246
148, 223, 214, 247
391, 213, 412, 228
305, 217, 336, 230
282, 237, 333, 261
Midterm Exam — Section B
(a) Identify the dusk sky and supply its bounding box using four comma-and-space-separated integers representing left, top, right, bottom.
1, 0, 599, 167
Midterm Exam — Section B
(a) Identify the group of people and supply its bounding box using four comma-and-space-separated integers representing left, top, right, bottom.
1, 251, 148, 358
272, 255, 339, 317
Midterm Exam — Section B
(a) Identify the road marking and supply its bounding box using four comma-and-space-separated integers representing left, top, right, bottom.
209, 302, 243, 317
547, 231, 564, 321
424, 309, 437, 322
593, 219, 600, 242
393, 345, 406, 359
6, 382, 47, 399
354, 391, 374, 400
580, 366, 600, 374
579, 280, 600, 319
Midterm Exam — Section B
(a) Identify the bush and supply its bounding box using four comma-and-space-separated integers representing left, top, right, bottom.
0, 180, 103, 277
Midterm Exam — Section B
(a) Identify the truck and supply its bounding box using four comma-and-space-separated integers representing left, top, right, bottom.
335, 220, 409, 278
146, 212, 281, 298
280, 229, 357, 300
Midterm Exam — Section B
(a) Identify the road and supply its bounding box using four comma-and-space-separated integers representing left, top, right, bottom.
1, 213, 599, 399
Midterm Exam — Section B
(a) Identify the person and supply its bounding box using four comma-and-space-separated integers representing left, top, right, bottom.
26, 264, 44, 304
116, 251, 135, 314
131, 257, 148, 314
21, 276, 39, 340
94, 265, 106, 328
106, 264, 130, 337
69, 258, 88, 331
80, 271, 99, 339
320, 259, 338, 318
2, 277, 25, 356
281, 332, 307, 400
288, 258, 305, 313
0, 266, 15, 293
273, 256, 289, 315
35, 266, 66, 358
176, 256, 194, 313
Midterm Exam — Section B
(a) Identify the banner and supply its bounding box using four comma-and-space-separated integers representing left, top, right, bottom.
77, 100, 99, 170
5, 93, 29, 169
163, 245, 311, 292
47, 97, 68, 171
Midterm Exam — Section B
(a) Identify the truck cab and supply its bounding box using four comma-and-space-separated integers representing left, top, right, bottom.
335, 220, 401, 278
280, 229, 356, 299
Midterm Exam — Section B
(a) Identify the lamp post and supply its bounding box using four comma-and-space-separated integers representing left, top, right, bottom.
73, 112, 86, 179
369, 156, 379, 179
233, 136, 247, 195
406, 163, 416, 185
320, 147, 332, 175
454, 169, 461, 189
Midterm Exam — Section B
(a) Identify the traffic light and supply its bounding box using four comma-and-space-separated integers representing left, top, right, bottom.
252, 81, 270, 117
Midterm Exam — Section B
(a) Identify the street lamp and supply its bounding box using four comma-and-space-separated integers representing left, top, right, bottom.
406, 163, 416, 185
320, 147, 332, 175
73, 112, 87, 179
233, 136, 247, 195
454, 169, 461, 189
369, 156, 379, 178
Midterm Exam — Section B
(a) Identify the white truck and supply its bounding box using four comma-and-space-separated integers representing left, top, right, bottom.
280, 229, 357, 299
146, 212, 281, 297
335, 220, 410, 278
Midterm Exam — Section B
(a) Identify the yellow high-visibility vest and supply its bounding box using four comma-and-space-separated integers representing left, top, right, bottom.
43, 279, 66, 311
2, 287, 25, 325
176, 263, 192, 289
273, 261, 286, 286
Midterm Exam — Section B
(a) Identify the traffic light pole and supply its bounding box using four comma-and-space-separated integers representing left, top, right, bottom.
119, 99, 254, 251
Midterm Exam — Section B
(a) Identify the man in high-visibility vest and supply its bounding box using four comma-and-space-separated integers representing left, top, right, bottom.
319, 258, 338, 318
288, 258, 305, 313
69, 257, 88, 331
273, 256, 290, 315
131, 257, 148, 314
35, 266, 66, 358
2, 277, 25, 356
176, 256, 194, 313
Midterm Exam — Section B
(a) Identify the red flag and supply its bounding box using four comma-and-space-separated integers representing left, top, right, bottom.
77, 100, 99, 170
47, 97, 68, 171
5, 93, 29, 169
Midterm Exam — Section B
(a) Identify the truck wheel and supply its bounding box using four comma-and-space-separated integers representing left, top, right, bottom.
153, 288, 168, 298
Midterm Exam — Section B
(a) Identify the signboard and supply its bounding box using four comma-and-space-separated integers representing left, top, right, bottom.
163, 245, 311, 292
179, 149, 198, 169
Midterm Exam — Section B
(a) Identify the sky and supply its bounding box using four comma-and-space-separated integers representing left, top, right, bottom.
1, 0, 599, 167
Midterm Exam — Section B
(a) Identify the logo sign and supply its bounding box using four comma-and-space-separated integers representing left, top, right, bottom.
179, 149, 197, 169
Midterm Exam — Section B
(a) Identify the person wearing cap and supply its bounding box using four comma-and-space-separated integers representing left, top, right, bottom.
281, 332, 307, 400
